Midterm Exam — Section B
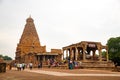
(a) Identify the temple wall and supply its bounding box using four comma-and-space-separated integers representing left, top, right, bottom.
51, 49, 62, 54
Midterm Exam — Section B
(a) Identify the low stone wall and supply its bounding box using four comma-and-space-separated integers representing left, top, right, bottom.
40, 61, 115, 70
81, 61, 114, 70
113, 66, 120, 72
0, 63, 6, 73
42, 65, 68, 69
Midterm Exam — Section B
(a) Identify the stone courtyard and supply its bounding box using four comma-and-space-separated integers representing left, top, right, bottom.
0, 68, 120, 80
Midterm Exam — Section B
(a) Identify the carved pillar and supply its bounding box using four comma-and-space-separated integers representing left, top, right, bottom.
82, 44, 86, 62
66, 49, 68, 58
43, 56, 45, 61
82, 43, 87, 62
62, 49, 64, 60
93, 50, 96, 60
75, 47, 78, 61
71, 49, 74, 60
70, 48, 73, 60
77, 48, 80, 60
83, 49, 86, 61
106, 47, 109, 62
38, 56, 40, 62
98, 46, 102, 62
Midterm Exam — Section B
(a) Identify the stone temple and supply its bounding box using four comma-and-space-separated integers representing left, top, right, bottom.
15, 16, 62, 66
15, 16, 114, 69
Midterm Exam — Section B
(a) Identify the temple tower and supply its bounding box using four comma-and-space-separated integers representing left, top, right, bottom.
15, 16, 46, 63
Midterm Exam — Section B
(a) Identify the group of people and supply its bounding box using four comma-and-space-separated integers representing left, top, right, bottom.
68, 59, 82, 69
14, 62, 33, 71
47, 59, 60, 68
14, 59, 82, 70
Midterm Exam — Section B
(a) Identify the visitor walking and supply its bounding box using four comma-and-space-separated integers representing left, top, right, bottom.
69, 59, 73, 70
29, 62, 33, 70
47, 59, 51, 68
19, 63, 22, 71
38, 61, 42, 68
22, 63, 25, 70
40, 61, 42, 68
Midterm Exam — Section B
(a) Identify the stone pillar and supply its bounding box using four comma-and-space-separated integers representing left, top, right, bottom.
78, 49, 80, 60
75, 47, 78, 61
69, 48, 71, 59
66, 49, 68, 59
98, 49, 102, 62
83, 49, 86, 61
106, 47, 109, 62
62, 50, 64, 60
38, 56, 40, 62
70, 48, 74, 60
43, 56, 45, 61
82, 43, 86, 62
72, 49, 74, 60
93, 50, 96, 60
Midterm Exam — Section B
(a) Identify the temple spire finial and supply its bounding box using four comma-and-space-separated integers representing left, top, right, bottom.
29, 15, 31, 18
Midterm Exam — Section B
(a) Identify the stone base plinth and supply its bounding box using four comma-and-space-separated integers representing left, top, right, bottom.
80, 61, 114, 70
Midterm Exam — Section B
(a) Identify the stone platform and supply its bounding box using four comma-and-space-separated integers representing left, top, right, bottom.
80, 61, 114, 70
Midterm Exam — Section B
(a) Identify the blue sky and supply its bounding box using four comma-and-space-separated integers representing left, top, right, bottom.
0, 0, 120, 59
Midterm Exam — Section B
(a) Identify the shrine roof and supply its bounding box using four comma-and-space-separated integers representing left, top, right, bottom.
36, 52, 58, 56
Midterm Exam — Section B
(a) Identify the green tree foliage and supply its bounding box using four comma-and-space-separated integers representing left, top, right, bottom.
102, 51, 106, 58
0, 54, 12, 60
107, 37, 120, 66
3, 56, 12, 60
0, 54, 3, 58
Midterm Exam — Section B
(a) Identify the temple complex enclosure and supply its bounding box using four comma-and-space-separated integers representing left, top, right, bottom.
15, 16, 113, 69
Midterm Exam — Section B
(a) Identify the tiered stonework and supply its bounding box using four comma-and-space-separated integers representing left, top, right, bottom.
63, 41, 109, 62
15, 17, 62, 65
62, 41, 115, 69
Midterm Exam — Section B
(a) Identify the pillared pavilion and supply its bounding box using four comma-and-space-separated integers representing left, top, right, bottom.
63, 41, 109, 62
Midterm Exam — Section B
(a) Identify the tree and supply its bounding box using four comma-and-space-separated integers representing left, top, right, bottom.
0, 54, 3, 58
0, 54, 12, 60
107, 37, 120, 66
102, 51, 106, 58
3, 56, 12, 60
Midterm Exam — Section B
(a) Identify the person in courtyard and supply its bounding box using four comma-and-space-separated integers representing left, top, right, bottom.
69, 59, 73, 70
38, 61, 42, 68
38, 63, 40, 68
40, 61, 42, 68
22, 63, 25, 70
17, 63, 22, 71
68, 58, 70, 69
17, 63, 20, 71
74, 60, 78, 69
29, 62, 33, 70
47, 59, 51, 68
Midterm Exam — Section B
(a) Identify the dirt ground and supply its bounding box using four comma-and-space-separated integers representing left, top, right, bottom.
0, 68, 120, 80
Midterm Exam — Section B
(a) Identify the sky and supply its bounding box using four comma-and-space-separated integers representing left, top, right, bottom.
0, 0, 120, 59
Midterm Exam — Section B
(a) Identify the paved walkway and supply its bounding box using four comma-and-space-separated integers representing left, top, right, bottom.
25, 69, 120, 77
1, 68, 120, 80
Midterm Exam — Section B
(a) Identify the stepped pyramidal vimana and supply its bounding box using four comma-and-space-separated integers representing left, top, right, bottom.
15, 16, 62, 66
